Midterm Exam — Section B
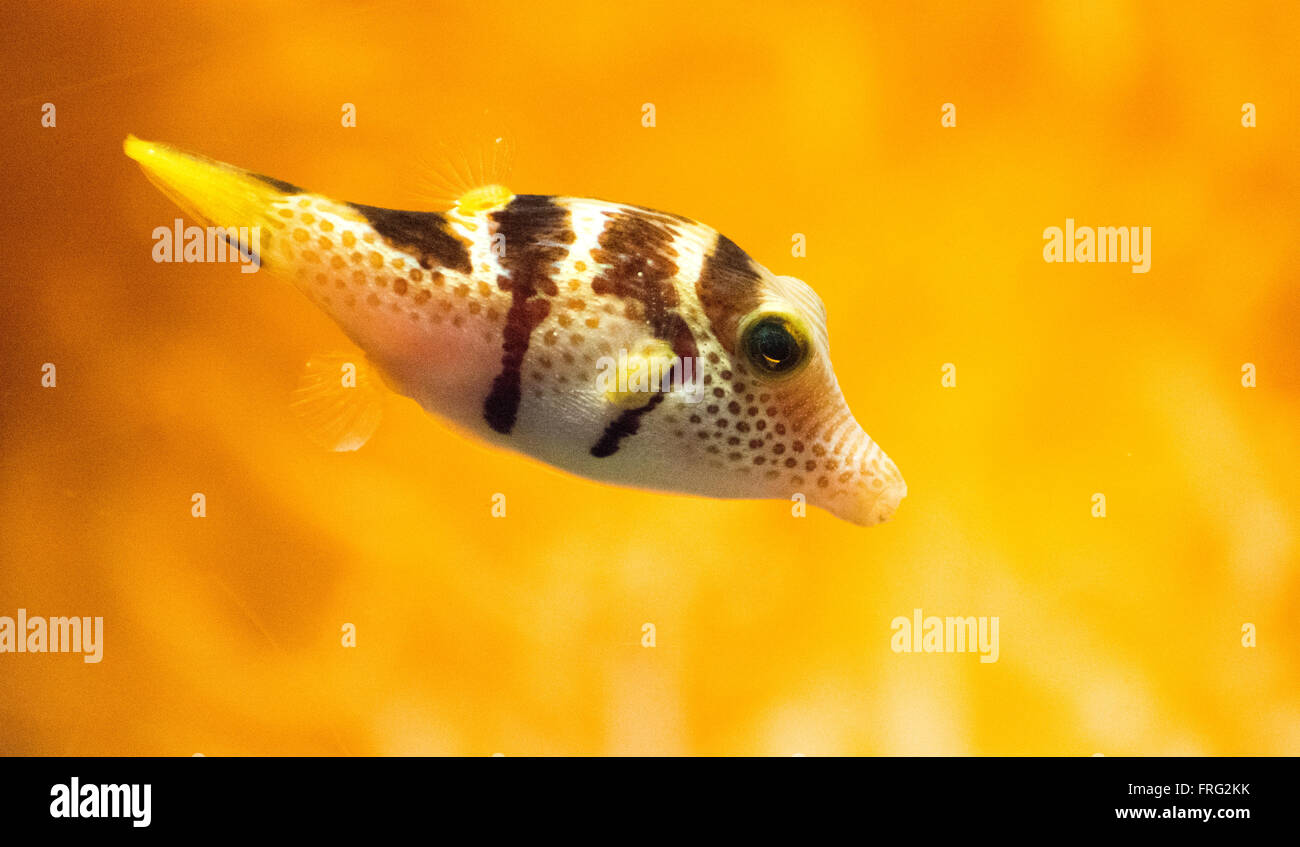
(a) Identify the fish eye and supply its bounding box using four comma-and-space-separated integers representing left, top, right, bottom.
741, 313, 809, 378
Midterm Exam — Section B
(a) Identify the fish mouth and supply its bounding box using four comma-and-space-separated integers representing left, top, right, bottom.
816, 448, 907, 527
822, 420, 908, 526
829, 477, 906, 527
871, 477, 908, 525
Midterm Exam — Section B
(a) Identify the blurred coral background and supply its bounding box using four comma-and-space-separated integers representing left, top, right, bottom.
1, 0, 1296, 755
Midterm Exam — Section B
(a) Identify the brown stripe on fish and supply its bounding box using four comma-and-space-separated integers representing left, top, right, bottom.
482, 195, 574, 434
590, 210, 698, 361
587, 210, 700, 457
348, 203, 473, 274
695, 233, 764, 356
590, 393, 666, 458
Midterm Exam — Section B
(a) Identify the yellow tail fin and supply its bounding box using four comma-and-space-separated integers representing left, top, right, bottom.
124, 135, 297, 232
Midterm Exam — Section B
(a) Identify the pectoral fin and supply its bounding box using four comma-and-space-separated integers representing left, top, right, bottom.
602, 339, 679, 409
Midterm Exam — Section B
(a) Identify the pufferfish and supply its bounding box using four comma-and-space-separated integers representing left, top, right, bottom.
123, 135, 906, 526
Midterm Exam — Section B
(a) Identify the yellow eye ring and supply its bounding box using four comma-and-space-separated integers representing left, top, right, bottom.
739, 311, 810, 379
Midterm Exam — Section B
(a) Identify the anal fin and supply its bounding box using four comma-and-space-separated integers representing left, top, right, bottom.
290, 353, 387, 452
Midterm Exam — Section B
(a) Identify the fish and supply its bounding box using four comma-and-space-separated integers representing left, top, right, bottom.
123, 135, 906, 526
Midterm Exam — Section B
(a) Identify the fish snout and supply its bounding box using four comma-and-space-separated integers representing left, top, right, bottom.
829, 474, 906, 527
816, 442, 907, 526
871, 476, 908, 525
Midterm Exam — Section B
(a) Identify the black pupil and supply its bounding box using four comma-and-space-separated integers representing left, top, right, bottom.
749, 319, 800, 372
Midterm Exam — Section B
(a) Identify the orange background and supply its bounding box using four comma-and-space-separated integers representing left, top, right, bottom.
1, 0, 1296, 755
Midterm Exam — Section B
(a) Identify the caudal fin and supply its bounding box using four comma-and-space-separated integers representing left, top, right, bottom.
124, 135, 301, 233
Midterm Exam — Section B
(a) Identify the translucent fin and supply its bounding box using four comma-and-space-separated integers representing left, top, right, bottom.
289, 353, 387, 452
405, 116, 516, 212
